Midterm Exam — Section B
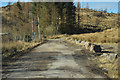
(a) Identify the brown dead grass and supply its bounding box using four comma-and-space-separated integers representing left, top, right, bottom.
2, 40, 40, 58
95, 56, 118, 78
69, 28, 119, 43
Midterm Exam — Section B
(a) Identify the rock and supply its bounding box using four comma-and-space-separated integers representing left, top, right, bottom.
84, 42, 92, 49
70, 38, 73, 41
66, 37, 70, 40
75, 40, 78, 44
78, 40, 81, 43
102, 68, 108, 73
90, 44, 102, 53
101, 53, 108, 57
75, 40, 79, 44
80, 41, 86, 46
76, 40, 81, 44
107, 53, 118, 61
75, 39, 77, 41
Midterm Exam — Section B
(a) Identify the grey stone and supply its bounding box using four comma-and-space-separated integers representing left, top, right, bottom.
70, 38, 73, 41
76, 41, 80, 44
80, 41, 86, 46
101, 53, 108, 57
107, 53, 118, 61
75, 39, 77, 42
78, 40, 81, 43
84, 42, 92, 49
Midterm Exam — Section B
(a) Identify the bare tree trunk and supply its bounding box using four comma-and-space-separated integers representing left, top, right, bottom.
37, 16, 40, 39
32, 17, 34, 39
32, 18, 34, 33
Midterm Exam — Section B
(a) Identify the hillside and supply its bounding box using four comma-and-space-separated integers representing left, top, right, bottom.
76, 8, 118, 30
1, 2, 119, 42
2, 2, 35, 42
69, 28, 119, 43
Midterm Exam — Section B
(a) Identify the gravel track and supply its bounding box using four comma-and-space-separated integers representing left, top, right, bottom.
2, 39, 108, 79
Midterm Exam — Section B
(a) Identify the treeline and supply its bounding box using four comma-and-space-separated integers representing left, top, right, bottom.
31, 2, 76, 35
2, 2, 78, 41
2, 2, 117, 42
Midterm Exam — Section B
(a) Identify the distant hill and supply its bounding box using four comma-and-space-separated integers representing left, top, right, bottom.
76, 8, 118, 30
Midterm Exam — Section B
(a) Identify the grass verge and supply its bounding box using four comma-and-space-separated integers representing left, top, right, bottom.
2, 39, 47, 62
68, 28, 119, 43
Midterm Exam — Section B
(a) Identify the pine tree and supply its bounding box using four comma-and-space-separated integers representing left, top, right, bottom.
63, 2, 76, 34
55, 2, 66, 33
48, 2, 59, 34
40, 3, 51, 29
8, 2, 11, 11
17, 0, 22, 10
7, 2, 11, 24
16, 0, 22, 20
76, 2, 81, 27
50, 3, 59, 26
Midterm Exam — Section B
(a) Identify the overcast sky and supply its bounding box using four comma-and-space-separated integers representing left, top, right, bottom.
0, 0, 119, 13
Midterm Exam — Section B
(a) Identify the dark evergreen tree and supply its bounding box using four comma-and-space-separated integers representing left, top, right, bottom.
63, 2, 76, 34
55, 2, 76, 34
76, 2, 81, 28
17, 1, 22, 10
8, 2, 11, 11
55, 2, 66, 33
40, 3, 51, 28
50, 2, 59, 26
16, 0, 22, 20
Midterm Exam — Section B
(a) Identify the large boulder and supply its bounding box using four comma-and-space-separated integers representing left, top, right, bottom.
90, 44, 102, 53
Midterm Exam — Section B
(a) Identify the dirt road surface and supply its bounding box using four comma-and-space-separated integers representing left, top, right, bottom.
2, 39, 108, 79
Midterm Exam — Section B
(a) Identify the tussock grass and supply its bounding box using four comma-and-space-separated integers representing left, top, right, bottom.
2, 40, 40, 58
95, 56, 118, 78
69, 28, 119, 43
